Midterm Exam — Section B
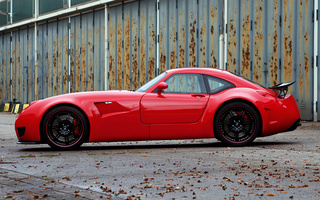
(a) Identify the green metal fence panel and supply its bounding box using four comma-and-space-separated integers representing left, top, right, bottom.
39, 0, 67, 15
0, 1, 8, 26
71, 0, 93, 6
12, 0, 34, 23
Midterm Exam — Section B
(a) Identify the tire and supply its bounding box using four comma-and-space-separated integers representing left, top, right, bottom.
214, 102, 261, 147
41, 105, 89, 150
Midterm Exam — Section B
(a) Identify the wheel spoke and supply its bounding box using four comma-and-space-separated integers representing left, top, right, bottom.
55, 115, 62, 124
51, 126, 59, 130
223, 119, 233, 125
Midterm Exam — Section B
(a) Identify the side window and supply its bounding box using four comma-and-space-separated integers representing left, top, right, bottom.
164, 74, 207, 94
206, 75, 235, 94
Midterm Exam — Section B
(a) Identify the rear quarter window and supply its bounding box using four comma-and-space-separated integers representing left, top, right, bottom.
205, 75, 235, 94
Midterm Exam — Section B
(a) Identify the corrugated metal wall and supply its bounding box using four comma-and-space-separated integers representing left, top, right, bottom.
0, 33, 11, 103
12, 27, 35, 103
227, 0, 314, 121
108, 0, 157, 90
159, 0, 223, 72
70, 9, 105, 93
37, 19, 69, 99
0, 0, 319, 121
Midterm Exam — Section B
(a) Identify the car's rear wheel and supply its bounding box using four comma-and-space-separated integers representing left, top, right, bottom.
41, 105, 89, 150
214, 102, 261, 146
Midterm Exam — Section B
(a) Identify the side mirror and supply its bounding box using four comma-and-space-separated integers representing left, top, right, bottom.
157, 82, 168, 95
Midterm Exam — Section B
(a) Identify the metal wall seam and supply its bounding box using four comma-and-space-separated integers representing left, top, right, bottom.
316, 0, 319, 121
105, 4, 109, 90
10, 31, 12, 102
34, 22, 38, 100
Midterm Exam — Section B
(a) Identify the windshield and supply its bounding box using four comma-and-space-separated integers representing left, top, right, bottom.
136, 72, 167, 92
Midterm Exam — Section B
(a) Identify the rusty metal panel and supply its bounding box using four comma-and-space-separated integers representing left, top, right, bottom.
47, 21, 58, 97
108, 0, 157, 90
140, 0, 157, 84
93, 9, 105, 91
57, 19, 69, 95
37, 23, 48, 99
11, 31, 19, 103
227, 0, 252, 78
70, 10, 105, 93
266, 0, 281, 87
70, 16, 81, 93
0, 33, 11, 103
186, 0, 198, 67
159, 0, 177, 72
160, 0, 222, 72
108, 5, 123, 90
227, 0, 241, 74
227, 0, 314, 120
11, 28, 35, 103
108, 6, 118, 90
123, 2, 138, 90
198, 0, 222, 68
284, 0, 313, 121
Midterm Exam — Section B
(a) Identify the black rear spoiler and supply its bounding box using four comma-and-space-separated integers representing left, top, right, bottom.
268, 81, 295, 98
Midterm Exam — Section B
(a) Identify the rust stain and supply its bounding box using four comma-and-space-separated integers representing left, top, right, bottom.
227, 10, 237, 74
81, 29, 87, 92
76, 25, 81, 93
58, 36, 63, 95
283, 0, 293, 83
63, 34, 68, 94
132, 18, 138, 90
269, 0, 279, 86
109, 16, 116, 90
124, 15, 131, 90
88, 29, 93, 92
253, 0, 263, 84
189, 17, 196, 67
200, 23, 206, 67
148, 23, 156, 81
140, 13, 146, 86
117, 17, 123, 90
178, 11, 185, 69
53, 38, 57, 96
170, 13, 176, 69
210, 5, 218, 68
70, 32, 75, 93
199, 5, 206, 68
241, 0, 250, 79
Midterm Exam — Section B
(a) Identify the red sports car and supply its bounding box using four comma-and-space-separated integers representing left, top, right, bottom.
15, 68, 301, 150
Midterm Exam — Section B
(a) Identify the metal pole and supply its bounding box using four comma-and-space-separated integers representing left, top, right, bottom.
314, 0, 319, 121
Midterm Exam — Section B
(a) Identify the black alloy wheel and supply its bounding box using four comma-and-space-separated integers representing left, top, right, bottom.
41, 105, 89, 150
214, 102, 261, 146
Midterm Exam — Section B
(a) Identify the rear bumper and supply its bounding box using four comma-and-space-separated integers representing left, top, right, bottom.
281, 119, 301, 133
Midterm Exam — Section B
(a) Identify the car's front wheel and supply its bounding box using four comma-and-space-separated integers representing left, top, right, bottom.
214, 102, 261, 146
41, 105, 89, 150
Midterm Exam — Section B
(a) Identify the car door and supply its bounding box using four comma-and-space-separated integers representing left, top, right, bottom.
140, 73, 209, 139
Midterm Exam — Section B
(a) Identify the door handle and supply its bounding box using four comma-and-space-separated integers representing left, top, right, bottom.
191, 94, 205, 98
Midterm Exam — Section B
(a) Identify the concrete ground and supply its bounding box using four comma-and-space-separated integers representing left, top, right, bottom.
0, 112, 319, 199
